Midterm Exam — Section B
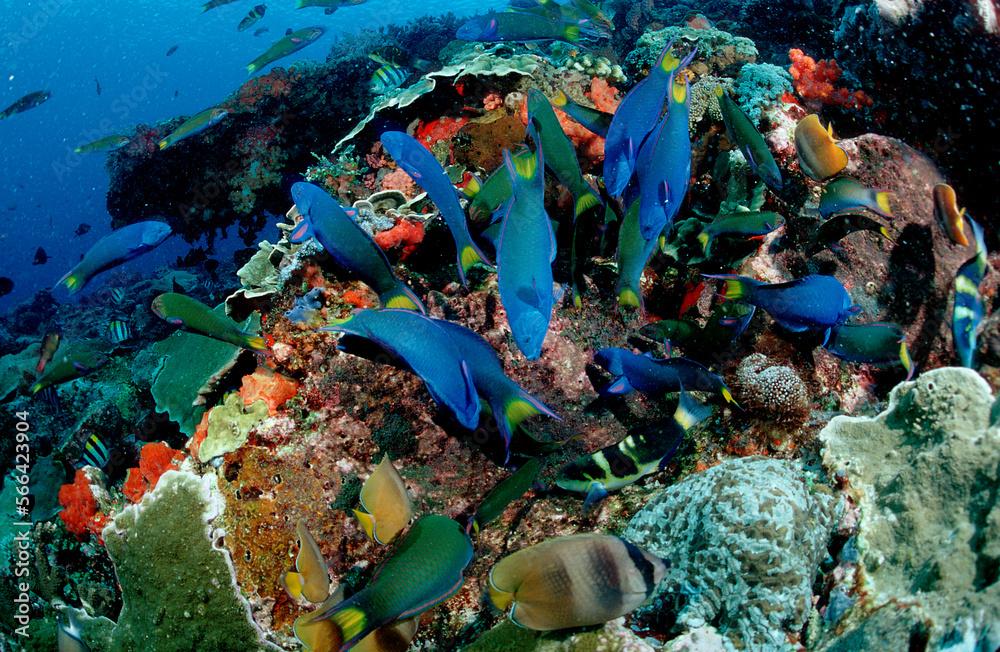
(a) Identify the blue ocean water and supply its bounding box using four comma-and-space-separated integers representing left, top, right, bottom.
0, 0, 506, 310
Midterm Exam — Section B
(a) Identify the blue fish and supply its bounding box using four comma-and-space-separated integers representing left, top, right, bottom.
432, 319, 559, 463
497, 128, 556, 360
288, 182, 425, 312
56, 221, 172, 295
953, 217, 988, 368
593, 347, 736, 405
603, 45, 692, 197
635, 53, 695, 240
706, 273, 859, 341
322, 309, 480, 429
379, 132, 490, 285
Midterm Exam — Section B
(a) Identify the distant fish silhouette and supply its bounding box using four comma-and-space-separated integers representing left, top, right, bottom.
74, 223, 91, 237
0, 90, 51, 120
166, 45, 179, 57
95, 78, 102, 96
0, 277, 12, 297
254, 27, 270, 36
33, 247, 49, 265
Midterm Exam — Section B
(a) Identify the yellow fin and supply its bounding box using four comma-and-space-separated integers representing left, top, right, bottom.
875, 191, 893, 216
460, 245, 484, 276
575, 192, 600, 216
660, 49, 681, 73
157, 139, 169, 150
552, 90, 568, 107
357, 455, 412, 545
282, 572, 306, 601
671, 78, 687, 103
513, 154, 537, 180
713, 85, 724, 98
618, 288, 641, 308
352, 508, 378, 542
331, 607, 368, 645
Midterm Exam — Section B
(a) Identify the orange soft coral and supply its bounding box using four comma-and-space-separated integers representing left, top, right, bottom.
380, 167, 417, 195
415, 116, 470, 149
341, 288, 375, 308
788, 48, 872, 110
483, 92, 503, 111
374, 219, 425, 260
240, 367, 299, 416
123, 442, 183, 503
587, 77, 621, 113
58, 470, 104, 538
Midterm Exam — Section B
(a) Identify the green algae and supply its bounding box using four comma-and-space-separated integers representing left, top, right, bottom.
371, 412, 418, 460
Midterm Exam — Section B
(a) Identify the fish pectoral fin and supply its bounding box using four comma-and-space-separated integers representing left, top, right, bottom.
288, 218, 314, 244
602, 375, 633, 396
583, 483, 609, 512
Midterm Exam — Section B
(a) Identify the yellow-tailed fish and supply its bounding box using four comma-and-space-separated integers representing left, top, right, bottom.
794, 114, 848, 181
30, 341, 108, 395
247, 26, 325, 75
73, 135, 130, 154
818, 177, 893, 219
353, 454, 413, 545
282, 520, 331, 604
56, 221, 171, 295
151, 293, 268, 350
157, 107, 229, 150
933, 183, 969, 246
487, 533, 667, 630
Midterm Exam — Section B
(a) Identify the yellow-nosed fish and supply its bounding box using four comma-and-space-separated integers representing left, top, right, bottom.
794, 114, 848, 181
953, 217, 988, 368
487, 533, 667, 630
380, 131, 490, 285
157, 107, 230, 150
282, 520, 331, 604
556, 390, 710, 508
933, 183, 969, 247
30, 341, 108, 395
288, 182, 425, 312
73, 135, 130, 154
550, 89, 611, 138
819, 177, 893, 219
55, 221, 171, 295
354, 455, 413, 545
697, 210, 785, 257
322, 309, 480, 429
151, 293, 267, 350
294, 514, 473, 651
614, 199, 659, 310
0, 90, 51, 120
247, 26, 325, 75
825, 322, 913, 379
716, 86, 783, 191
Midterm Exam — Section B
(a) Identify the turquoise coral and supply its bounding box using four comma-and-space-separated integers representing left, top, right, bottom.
624, 26, 758, 78
733, 63, 793, 124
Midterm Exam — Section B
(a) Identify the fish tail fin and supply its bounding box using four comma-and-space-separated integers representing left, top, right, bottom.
900, 341, 915, 380
293, 592, 370, 652
551, 89, 569, 107
617, 286, 641, 309
57, 271, 81, 295
697, 230, 712, 256
458, 243, 489, 284
463, 174, 483, 199
874, 191, 893, 217
563, 24, 581, 42
246, 62, 258, 75
714, 85, 725, 98
29, 382, 42, 395
244, 335, 269, 351
574, 190, 601, 217
502, 390, 558, 435
351, 509, 378, 542
295, 0, 307, 8
157, 139, 169, 150
704, 274, 756, 301
673, 390, 712, 431
380, 284, 425, 313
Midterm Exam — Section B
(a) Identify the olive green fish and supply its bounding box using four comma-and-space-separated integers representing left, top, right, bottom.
615, 198, 659, 309
697, 210, 785, 257
247, 26, 325, 75
157, 107, 229, 150
30, 341, 108, 395
806, 213, 893, 256
824, 322, 913, 378
294, 514, 473, 651
74, 135, 130, 154
716, 86, 783, 191
467, 458, 543, 534
151, 293, 267, 351
202, 0, 239, 11
465, 149, 534, 224
819, 177, 893, 219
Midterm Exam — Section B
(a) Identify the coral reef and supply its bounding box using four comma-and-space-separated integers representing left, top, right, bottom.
732, 63, 793, 124
624, 457, 840, 650
734, 352, 810, 421
121, 442, 183, 503
818, 367, 1000, 650
624, 25, 757, 78
197, 393, 269, 462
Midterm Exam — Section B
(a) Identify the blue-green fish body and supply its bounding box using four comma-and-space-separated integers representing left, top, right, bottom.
30, 342, 108, 395
432, 319, 558, 462
819, 177, 893, 219
555, 390, 710, 509
636, 69, 694, 240
715, 86, 783, 191
550, 89, 611, 138
237, 4, 267, 31
614, 198, 659, 309
151, 293, 267, 350
322, 309, 480, 429
497, 133, 556, 360
296, 0, 366, 10
806, 212, 892, 256
456, 12, 592, 44
295, 514, 473, 652
707, 273, 858, 339
380, 131, 489, 285
202, 0, 238, 11
73, 135, 130, 154
953, 217, 988, 368
825, 322, 913, 377
593, 347, 735, 404
246, 26, 325, 74
0, 90, 50, 120
698, 210, 785, 256
289, 182, 424, 312
56, 221, 172, 295
157, 107, 230, 150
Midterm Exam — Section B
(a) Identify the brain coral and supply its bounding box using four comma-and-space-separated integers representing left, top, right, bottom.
624, 456, 840, 650
735, 352, 810, 421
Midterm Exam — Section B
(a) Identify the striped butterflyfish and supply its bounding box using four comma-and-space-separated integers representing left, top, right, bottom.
77, 433, 111, 469
368, 54, 410, 95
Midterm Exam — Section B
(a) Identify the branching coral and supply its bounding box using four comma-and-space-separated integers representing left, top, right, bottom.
788, 48, 872, 110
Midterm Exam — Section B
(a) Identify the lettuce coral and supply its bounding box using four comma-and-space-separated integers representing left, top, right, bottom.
198, 393, 270, 462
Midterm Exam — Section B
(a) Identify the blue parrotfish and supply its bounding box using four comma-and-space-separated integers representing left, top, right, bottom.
322, 309, 480, 429
456, 8, 602, 44
288, 182, 425, 312
635, 56, 696, 240
379, 131, 490, 285
151, 293, 268, 351
294, 514, 473, 652
593, 347, 736, 405
953, 217, 988, 368
487, 533, 667, 630
615, 198, 659, 309
604, 45, 691, 197
715, 86, 783, 191
497, 130, 556, 360
824, 322, 914, 378
432, 319, 558, 463
556, 390, 710, 508
55, 221, 172, 295
550, 89, 611, 138
706, 273, 859, 341
819, 177, 893, 219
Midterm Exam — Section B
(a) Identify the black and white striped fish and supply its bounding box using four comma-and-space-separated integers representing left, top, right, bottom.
369, 54, 410, 95
107, 319, 131, 344
77, 434, 111, 469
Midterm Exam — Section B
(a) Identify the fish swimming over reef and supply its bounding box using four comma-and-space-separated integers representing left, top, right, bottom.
369, 54, 410, 95
487, 533, 667, 630
74, 223, 92, 236
615, 198, 659, 309
288, 182, 425, 312
253, 27, 269, 36
238, 4, 267, 31
824, 322, 913, 377
467, 457, 543, 534
697, 210, 785, 257
706, 273, 859, 341
152, 293, 267, 350
36, 332, 61, 373
380, 131, 489, 285
296, 0, 366, 10
353, 454, 413, 545
247, 26, 325, 74
556, 389, 710, 508
74, 135, 130, 154
497, 131, 556, 360
282, 520, 330, 604
432, 319, 558, 462
56, 221, 172, 295
0, 91, 51, 120
294, 514, 473, 651
322, 309, 480, 429
933, 183, 969, 247
465, 148, 534, 225
593, 347, 735, 404
794, 114, 848, 181
456, 10, 597, 44
550, 89, 611, 138
157, 106, 229, 150
107, 319, 132, 344
819, 177, 893, 219
953, 217, 988, 368
716, 86, 783, 191
806, 212, 892, 256
30, 341, 108, 395
202, 0, 239, 11
166, 45, 179, 56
